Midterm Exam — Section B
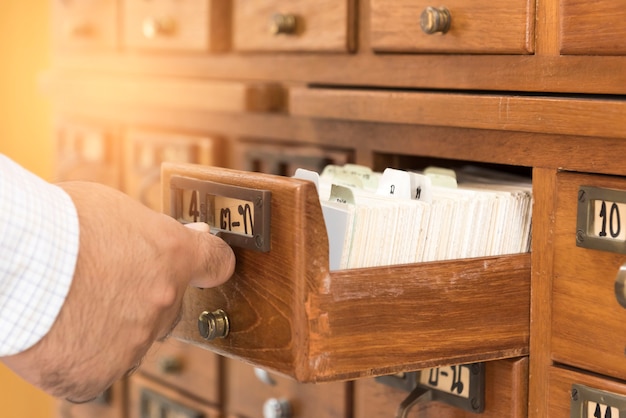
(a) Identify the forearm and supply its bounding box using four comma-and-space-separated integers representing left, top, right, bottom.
0, 154, 79, 356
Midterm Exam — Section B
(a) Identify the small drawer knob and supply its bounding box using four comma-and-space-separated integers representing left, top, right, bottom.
157, 356, 183, 374
615, 263, 626, 309
269, 13, 297, 35
263, 398, 292, 418
142, 17, 176, 39
420, 6, 451, 34
198, 309, 230, 340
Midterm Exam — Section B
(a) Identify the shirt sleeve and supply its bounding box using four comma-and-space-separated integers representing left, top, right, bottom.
0, 155, 79, 356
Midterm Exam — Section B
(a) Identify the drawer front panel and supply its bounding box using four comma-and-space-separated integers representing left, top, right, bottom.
549, 366, 626, 417
355, 358, 528, 418
55, 120, 121, 188
52, 0, 117, 50
128, 374, 219, 418
124, 129, 220, 210
139, 339, 221, 406
225, 359, 349, 418
552, 172, 626, 380
233, 0, 355, 52
123, 0, 230, 52
370, 0, 534, 54
560, 0, 626, 55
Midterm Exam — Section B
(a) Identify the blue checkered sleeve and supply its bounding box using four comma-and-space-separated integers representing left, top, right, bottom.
0, 155, 79, 356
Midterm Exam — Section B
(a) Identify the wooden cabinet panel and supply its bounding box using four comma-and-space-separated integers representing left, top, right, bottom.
355, 358, 528, 418
52, 0, 117, 51
552, 172, 626, 381
560, 0, 626, 55
289, 87, 626, 140
370, 0, 534, 54
122, 0, 231, 52
139, 339, 221, 407
232, 140, 353, 175
163, 164, 530, 383
128, 374, 219, 418
548, 366, 626, 418
225, 359, 350, 418
55, 120, 121, 188
124, 129, 220, 210
43, 73, 285, 114
233, 0, 356, 52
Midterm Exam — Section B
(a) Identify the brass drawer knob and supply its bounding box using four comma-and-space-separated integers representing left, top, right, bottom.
142, 17, 176, 39
263, 398, 292, 418
269, 13, 297, 35
420, 6, 451, 34
198, 309, 230, 340
157, 356, 183, 374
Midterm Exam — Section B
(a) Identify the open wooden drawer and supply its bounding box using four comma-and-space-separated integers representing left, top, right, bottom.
162, 163, 531, 383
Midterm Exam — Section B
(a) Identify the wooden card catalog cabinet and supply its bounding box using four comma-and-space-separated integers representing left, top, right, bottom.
163, 163, 530, 382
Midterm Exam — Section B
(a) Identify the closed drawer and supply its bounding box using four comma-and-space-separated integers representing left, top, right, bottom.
225, 359, 350, 418
124, 129, 221, 210
52, 0, 117, 51
370, 0, 534, 54
163, 164, 530, 383
57, 381, 126, 418
560, 0, 626, 55
123, 0, 230, 52
552, 172, 626, 380
128, 374, 219, 418
355, 358, 528, 417
548, 366, 626, 417
233, 0, 356, 52
55, 120, 121, 188
139, 339, 221, 406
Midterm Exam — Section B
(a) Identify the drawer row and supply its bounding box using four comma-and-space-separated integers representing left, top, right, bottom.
53, 0, 626, 56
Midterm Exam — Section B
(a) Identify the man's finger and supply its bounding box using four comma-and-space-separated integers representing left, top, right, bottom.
185, 222, 236, 288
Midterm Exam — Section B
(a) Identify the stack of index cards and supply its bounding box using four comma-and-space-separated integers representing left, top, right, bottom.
294, 164, 532, 271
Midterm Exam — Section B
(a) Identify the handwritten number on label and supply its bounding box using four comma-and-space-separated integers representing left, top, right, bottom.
188, 190, 200, 222
238, 204, 253, 235
599, 201, 621, 238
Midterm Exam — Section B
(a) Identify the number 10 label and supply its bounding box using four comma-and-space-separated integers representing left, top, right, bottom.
594, 200, 626, 241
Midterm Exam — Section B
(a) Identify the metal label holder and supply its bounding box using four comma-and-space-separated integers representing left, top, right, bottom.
571, 383, 626, 418
170, 175, 271, 252
375, 363, 485, 416
576, 185, 626, 254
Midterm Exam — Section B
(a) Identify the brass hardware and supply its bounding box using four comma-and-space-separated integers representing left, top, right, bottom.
198, 309, 230, 340
420, 6, 451, 34
157, 356, 183, 374
263, 398, 292, 418
142, 17, 176, 39
615, 263, 626, 309
269, 13, 297, 35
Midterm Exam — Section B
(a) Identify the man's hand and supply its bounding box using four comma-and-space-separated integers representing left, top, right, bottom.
2, 182, 235, 402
